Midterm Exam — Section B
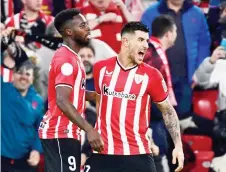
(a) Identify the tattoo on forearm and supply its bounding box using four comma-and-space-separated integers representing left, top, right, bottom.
157, 100, 181, 145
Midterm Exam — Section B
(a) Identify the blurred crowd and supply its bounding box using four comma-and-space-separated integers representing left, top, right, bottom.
1, 0, 226, 172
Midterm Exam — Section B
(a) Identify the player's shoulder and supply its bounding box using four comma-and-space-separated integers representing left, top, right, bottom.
94, 56, 117, 68
141, 62, 162, 78
53, 45, 78, 61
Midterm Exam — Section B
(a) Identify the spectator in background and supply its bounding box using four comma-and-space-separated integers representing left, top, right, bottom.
1, 60, 44, 172
141, 0, 210, 119
80, 0, 134, 53
141, 0, 211, 170
208, 1, 226, 51
79, 44, 96, 92
1, 27, 30, 83
194, 46, 226, 172
144, 15, 177, 172
5, 0, 54, 38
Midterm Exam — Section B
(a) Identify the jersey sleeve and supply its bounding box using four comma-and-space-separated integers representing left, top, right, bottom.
147, 68, 168, 103
93, 62, 101, 94
53, 55, 78, 89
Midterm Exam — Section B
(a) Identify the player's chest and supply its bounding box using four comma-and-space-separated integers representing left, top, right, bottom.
101, 68, 148, 98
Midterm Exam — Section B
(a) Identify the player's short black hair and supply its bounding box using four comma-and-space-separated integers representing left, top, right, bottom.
121, 22, 149, 36
152, 15, 175, 38
54, 9, 81, 35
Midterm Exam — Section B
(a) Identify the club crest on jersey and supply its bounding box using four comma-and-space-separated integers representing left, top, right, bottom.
105, 70, 113, 76
103, 84, 136, 100
134, 74, 143, 84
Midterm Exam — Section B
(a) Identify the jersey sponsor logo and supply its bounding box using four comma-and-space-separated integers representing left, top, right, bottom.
81, 78, 86, 89
61, 63, 73, 76
103, 84, 136, 100
161, 79, 167, 92
39, 121, 46, 129
134, 74, 144, 84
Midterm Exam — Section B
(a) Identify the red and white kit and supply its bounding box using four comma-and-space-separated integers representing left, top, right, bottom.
39, 44, 86, 140
93, 56, 168, 155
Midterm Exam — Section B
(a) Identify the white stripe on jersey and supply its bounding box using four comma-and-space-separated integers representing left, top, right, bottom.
42, 117, 50, 139
97, 67, 106, 134
119, 67, 138, 155
67, 122, 73, 138
145, 95, 150, 127
55, 116, 62, 138
73, 61, 82, 108
15, 13, 20, 29
3, 68, 10, 82
68, 61, 82, 138
106, 64, 121, 154
133, 74, 149, 154
55, 84, 73, 89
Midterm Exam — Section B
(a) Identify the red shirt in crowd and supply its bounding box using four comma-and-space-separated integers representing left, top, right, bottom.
39, 44, 86, 140
0, 66, 13, 83
5, 10, 54, 31
80, 2, 127, 53
93, 56, 168, 155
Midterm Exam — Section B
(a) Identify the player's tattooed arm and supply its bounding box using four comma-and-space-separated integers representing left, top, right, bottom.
155, 98, 182, 146
85, 90, 96, 101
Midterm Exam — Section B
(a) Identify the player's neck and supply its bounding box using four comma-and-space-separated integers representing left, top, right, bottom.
63, 39, 81, 54
118, 51, 136, 69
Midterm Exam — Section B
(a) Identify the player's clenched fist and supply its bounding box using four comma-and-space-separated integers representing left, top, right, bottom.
87, 128, 104, 152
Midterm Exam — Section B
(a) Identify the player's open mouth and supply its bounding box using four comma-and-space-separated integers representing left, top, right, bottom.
138, 51, 145, 57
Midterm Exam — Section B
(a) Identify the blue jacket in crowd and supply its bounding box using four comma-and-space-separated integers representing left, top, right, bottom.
1, 79, 44, 159
141, 0, 211, 83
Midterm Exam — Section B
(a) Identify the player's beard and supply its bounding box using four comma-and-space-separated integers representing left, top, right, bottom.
75, 37, 90, 47
83, 60, 93, 75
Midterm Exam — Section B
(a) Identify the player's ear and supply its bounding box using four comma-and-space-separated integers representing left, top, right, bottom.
65, 28, 72, 36
122, 36, 129, 47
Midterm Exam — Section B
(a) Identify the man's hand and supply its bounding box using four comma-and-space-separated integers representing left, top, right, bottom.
99, 13, 117, 23
87, 128, 104, 153
150, 143, 159, 156
156, 98, 184, 171
172, 145, 184, 172
27, 150, 40, 166
210, 46, 226, 64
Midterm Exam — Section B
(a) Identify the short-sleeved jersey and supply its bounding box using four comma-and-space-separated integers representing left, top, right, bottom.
39, 44, 86, 140
93, 56, 168, 155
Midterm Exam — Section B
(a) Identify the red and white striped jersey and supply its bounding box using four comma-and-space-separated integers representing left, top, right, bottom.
5, 10, 54, 30
1, 66, 13, 83
93, 56, 168, 155
39, 44, 86, 140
